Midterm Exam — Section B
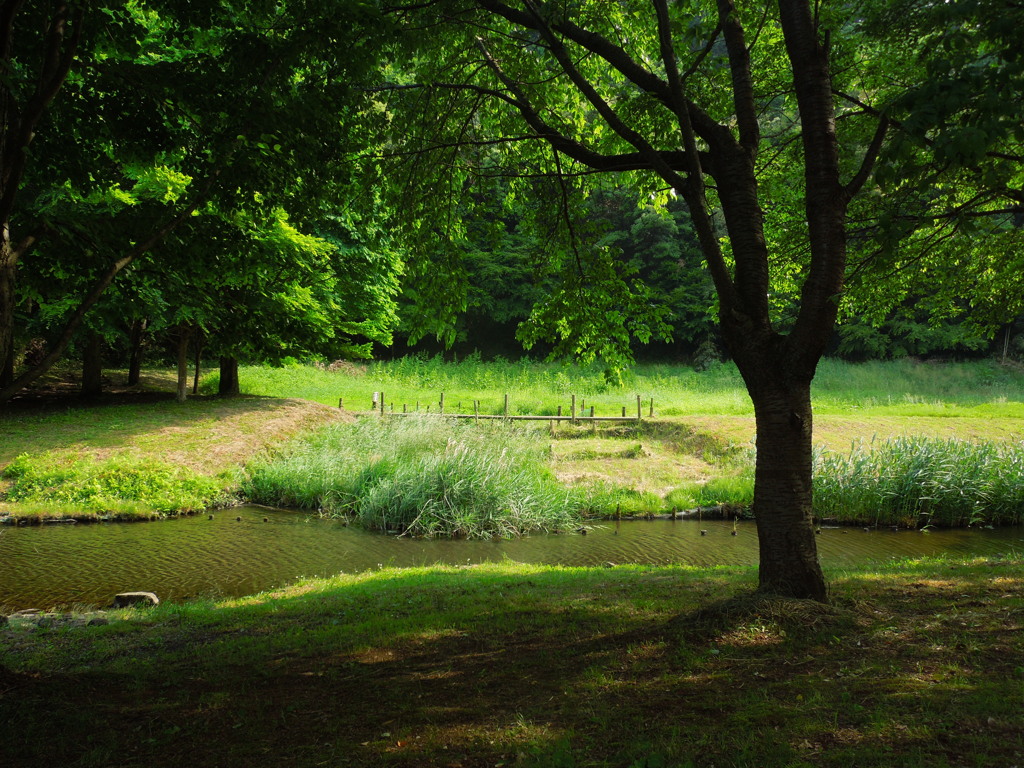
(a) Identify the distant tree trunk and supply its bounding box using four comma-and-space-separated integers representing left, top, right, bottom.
80, 331, 103, 399
0, 251, 14, 388
0, 173, 223, 405
127, 318, 146, 386
174, 325, 191, 403
0, 343, 11, 388
192, 332, 203, 395
218, 356, 240, 396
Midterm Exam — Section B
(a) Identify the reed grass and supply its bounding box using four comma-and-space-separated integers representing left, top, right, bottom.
243, 416, 584, 538
813, 436, 1024, 528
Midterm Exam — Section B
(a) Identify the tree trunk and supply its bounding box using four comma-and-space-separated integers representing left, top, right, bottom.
747, 373, 826, 601
218, 356, 240, 397
0, 246, 15, 388
175, 326, 191, 403
127, 318, 146, 386
192, 333, 202, 395
80, 331, 103, 399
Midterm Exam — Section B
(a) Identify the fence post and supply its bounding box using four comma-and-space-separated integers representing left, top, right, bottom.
380, 391, 385, 416
636, 394, 642, 421
571, 394, 576, 425
504, 393, 509, 418
440, 392, 445, 415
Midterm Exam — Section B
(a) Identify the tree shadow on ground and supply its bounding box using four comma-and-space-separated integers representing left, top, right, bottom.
1, 562, 1020, 767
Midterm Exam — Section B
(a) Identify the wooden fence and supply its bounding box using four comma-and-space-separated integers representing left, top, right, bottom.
339, 392, 655, 423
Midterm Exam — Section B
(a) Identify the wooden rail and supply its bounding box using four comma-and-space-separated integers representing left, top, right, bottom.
389, 413, 640, 422
346, 391, 655, 424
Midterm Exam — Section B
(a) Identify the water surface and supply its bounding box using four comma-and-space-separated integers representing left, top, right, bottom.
1, 506, 1020, 610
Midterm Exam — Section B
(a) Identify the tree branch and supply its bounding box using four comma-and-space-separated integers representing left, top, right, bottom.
717, 0, 761, 153
473, 0, 731, 149
653, 0, 736, 305
844, 115, 889, 199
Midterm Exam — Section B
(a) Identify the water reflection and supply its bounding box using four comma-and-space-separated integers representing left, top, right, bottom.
1, 506, 1021, 611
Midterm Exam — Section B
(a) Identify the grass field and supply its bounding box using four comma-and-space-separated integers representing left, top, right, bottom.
230, 357, 1024, 526
230, 356, 1024, 421
3, 358, 1024, 525
2, 556, 1021, 767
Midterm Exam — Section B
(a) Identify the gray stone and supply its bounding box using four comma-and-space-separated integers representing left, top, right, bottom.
112, 592, 160, 608
87, 617, 110, 627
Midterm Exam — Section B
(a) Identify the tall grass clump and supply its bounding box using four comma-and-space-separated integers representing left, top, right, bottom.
813, 437, 1024, 528
2, 452, 231, 518
244, 416, 583, 538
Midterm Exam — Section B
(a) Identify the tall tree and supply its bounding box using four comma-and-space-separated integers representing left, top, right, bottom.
376, 0, 1019, 599
0, 1, 81, 387
0, 0, 392, 403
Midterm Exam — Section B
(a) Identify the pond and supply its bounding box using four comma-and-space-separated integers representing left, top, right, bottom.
1, 506, 1021, 611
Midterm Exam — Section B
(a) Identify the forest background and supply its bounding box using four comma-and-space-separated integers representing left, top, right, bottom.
2, 0, 1022, 400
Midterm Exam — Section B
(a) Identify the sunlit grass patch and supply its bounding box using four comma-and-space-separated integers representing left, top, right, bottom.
1, 451, 233, 519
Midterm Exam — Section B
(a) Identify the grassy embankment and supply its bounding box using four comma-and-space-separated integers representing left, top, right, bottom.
240, 357, 1024, 528
2, 555, 1021, 767
0, 384, 345, 523
3, 358, 1024, 529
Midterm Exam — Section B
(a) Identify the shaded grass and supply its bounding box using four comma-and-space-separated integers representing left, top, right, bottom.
2, 556, 1021, 767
